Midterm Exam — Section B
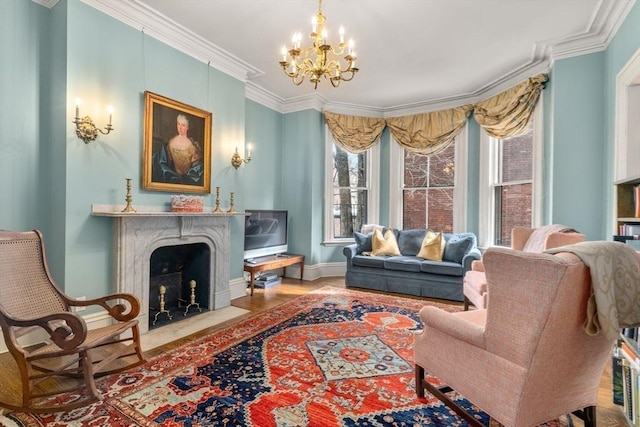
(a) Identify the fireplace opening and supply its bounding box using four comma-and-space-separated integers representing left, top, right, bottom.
149, 243, 210, 329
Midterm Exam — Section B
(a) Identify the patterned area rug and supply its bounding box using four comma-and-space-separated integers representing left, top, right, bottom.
3, 287, 569, 426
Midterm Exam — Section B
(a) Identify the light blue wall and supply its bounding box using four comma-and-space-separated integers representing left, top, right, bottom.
0, 1, 51, 235
281, 110, 326, 264
1, 0, 638, 289
545, 53, 606, 240
244, 100, 283, 206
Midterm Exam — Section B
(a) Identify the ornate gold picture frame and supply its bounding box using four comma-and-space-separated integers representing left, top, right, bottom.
142, 91, 212, 194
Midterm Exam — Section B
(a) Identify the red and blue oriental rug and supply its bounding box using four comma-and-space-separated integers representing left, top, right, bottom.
3, 287, 568, 426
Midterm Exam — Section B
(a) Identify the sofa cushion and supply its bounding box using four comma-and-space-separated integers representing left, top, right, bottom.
443, 235, 475, 264
353, 232, 373, 254
417, 230, 445, 261
372, 228, 401, 256
420, 260, 463, 276
352, 254, 387, 268
383, 256, 423, 272
397, 228, 427, 256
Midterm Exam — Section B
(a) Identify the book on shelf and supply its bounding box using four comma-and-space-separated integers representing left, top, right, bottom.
617, 329, 640, 426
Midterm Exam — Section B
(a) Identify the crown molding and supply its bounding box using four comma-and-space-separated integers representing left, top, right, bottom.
31, 0, 59, 8
81, 0, 262, 84
245, 82, 284, 113
72, 0, 635, 116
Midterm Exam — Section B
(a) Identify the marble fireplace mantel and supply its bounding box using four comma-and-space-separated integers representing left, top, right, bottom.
92, 204, 246, 334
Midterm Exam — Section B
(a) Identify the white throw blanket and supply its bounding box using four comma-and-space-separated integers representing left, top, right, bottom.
523, 224, 576, 252
545, 241, 640, 339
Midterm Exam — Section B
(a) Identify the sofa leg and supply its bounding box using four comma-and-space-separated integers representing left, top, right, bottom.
463, 296, 470, 311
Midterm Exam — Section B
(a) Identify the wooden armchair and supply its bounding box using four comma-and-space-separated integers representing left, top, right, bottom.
0, 230, 146, 413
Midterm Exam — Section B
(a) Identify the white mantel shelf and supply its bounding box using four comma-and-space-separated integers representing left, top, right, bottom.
91, 204, 248, 217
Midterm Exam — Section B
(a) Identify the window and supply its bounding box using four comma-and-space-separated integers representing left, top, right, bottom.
478, 104, 543, 248
324, 131, 379, 243
389, 127, 468, 232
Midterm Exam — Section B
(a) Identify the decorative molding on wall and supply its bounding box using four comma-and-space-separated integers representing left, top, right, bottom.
75, 0, 634, 116
81, 0, 262, 84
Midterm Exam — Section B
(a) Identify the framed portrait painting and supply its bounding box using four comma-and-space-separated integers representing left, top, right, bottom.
142, 91, 212, 194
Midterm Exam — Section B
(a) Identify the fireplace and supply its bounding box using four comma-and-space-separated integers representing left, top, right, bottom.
92, 205, 241, 334
148, 243, 209, 329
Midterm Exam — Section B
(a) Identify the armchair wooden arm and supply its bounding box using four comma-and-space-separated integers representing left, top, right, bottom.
0, 311, 87, 351
65, 293, 141, 322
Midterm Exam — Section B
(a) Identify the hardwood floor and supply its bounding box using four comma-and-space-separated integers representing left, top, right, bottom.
0, 276, 629, 425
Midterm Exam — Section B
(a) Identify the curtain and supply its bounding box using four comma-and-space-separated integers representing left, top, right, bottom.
473, 73, 548, 138
385, 105, 473, 155
324, 111, 386, 154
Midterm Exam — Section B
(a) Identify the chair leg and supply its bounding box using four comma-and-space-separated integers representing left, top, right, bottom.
572, 405, 596, 427
415, 364, 485, 427
415, 364, 425, 398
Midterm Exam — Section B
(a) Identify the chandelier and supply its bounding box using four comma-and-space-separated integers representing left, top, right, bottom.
279, 0, 358, 89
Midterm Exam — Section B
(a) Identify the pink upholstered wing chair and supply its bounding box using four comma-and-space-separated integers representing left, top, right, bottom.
415, 247, 615, 427
463, 226, 585, 310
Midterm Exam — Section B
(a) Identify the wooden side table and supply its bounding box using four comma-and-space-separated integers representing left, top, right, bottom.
244, 254, 305, 296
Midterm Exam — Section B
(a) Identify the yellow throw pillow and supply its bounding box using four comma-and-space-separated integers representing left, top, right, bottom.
371, 228, 401, 256
417, 230, 445, 261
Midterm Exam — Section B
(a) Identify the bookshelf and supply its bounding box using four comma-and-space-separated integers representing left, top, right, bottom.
614, 176, 640, 240
614, 328, 640, 426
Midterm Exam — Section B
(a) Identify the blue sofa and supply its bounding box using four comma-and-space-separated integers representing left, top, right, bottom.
343, 229, 481, 301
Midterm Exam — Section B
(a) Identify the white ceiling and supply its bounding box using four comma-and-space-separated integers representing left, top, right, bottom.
89, 0, 635, 114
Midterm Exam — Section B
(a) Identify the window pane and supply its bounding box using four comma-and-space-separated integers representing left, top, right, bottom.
404, 152, 429, 188
403, 189, 426, 229
333, 189, 367, 238
428, 188, 454, 233
402, 142, 455, 231
332, 145, 367, 238
402, 188, 453, 232
501, 122, 532, 183
429, 145, 455, 187
495, 183, 532, 246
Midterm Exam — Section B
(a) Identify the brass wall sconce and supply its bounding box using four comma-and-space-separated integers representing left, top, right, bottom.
231, 145, 252, 169
73, 98, 114, 144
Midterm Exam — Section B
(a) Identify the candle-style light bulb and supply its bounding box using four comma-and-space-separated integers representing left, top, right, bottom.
281, 46, 287, 61
339, 26, 345, 44
107, 105, 113, 126
247, 143, 253, 160
75, 98, 81, 119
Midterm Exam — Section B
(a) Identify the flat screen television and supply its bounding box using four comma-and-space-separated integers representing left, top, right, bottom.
243, 210, 288, 260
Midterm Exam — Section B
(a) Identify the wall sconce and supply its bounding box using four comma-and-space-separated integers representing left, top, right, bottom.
73, 98, 114, 144
231, 144, 252, 169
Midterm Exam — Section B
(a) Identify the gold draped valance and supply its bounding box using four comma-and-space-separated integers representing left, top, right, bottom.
473, 73, 548, 138
324, 73, 548, 155
385, 105, 473, 155
324, 112, 386, 154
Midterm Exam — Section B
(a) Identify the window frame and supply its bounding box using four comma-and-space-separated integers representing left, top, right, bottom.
323, 126, 380, 244
388, 124, 468, 231
478, 101, 543, 248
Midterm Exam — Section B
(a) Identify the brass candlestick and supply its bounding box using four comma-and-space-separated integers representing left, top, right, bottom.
213, 186, 223, 213
121, 178, 136, 212
227, 192, 237, 213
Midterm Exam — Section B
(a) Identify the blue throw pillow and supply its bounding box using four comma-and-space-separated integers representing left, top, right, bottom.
443, 235, 474, 264
397, 228, 428, 256
354, 232, 373, 254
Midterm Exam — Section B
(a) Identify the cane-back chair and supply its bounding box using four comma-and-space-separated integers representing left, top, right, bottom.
0, 230, 146, 413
